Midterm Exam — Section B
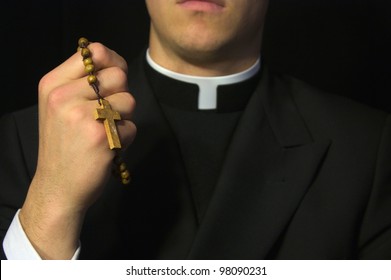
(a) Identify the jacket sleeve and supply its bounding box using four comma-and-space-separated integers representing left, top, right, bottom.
358, 114, 391, 259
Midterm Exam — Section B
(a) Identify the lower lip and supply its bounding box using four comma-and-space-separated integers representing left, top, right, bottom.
178, 1, 224, 12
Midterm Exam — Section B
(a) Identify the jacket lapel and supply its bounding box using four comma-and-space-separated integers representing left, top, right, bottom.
188, 68, 330, 259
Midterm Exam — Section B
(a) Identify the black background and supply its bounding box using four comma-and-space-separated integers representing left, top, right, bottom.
1, 0, 390, 117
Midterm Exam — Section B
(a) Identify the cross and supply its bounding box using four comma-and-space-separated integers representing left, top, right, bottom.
94, 99, 122, 150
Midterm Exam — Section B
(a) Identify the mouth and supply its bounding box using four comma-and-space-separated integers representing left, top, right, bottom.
177, 0, 226, 12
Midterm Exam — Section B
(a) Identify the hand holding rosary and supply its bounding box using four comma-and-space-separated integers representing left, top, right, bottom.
78, 37, 131, 185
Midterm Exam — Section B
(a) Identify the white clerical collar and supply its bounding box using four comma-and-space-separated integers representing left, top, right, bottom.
146, 50, 261, 110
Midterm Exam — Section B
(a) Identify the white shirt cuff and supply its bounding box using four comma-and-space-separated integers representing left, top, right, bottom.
3, 209, 81, 260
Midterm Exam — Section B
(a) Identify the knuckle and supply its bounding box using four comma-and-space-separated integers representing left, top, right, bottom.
118, 55, 128, 73
111, 66, 128, 85
127, 94, 136, 111
90, 42, 128, 72
122, 121, 137, 149
38, 72, 55, 95
110, 49, 128, 73
130, 121, 137, 137
45, 87, 67, 111
67, 104, 87, 125
118, 92, 136, 115
90, 42, 110, 64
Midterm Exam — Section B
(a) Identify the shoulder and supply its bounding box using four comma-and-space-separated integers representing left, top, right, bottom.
266, 69, 389, 137
0, 105, 39, 154
1, 105, 38, 130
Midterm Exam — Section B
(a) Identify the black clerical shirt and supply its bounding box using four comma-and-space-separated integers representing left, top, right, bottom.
145, 63, 260, 221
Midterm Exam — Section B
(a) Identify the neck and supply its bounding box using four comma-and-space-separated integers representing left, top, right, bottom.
147, 40, 261, 77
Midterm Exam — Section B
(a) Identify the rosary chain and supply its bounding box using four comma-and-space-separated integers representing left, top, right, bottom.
78, 37, 131, 185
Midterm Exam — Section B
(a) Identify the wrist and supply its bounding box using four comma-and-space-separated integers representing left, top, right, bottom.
19, 195, 86, 259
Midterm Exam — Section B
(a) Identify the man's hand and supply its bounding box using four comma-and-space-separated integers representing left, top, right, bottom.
19, 42, 136, 259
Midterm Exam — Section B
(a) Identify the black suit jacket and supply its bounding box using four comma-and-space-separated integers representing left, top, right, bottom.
1, 53, 391, 259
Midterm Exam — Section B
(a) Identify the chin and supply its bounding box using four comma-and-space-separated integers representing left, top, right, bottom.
177, 44, 226, 65
178, 35, 225, 55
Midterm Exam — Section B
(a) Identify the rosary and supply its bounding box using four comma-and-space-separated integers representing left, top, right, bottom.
78, 37, 130, 185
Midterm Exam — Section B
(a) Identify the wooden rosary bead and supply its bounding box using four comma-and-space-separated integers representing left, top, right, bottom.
121, 170, 130, 179
78, 37, 89, 48
122, 178, 131, 185
112, 158, 131, 185
83, 57, 93, 66
87, 75, 97, 84
119, 162, 127, 172
85, 64, 95, 74
81, 48, 91, 58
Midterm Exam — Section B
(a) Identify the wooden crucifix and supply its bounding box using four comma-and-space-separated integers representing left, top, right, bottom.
94, 99, 122, 149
